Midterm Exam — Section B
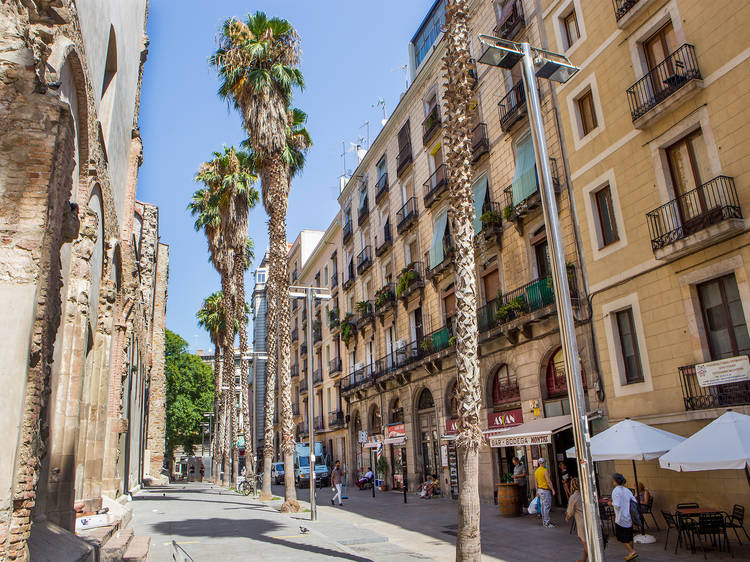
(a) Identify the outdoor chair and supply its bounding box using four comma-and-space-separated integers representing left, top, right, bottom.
599, 504, 615, 536
693, 513, 731, 559
662, 510, 693, 554
639, 495, 659, 530
724, 504, 750, 544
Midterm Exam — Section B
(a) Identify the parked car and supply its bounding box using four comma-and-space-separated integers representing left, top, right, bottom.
271, 462, 285, 485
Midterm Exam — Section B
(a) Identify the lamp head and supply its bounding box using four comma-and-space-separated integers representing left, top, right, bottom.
533, 50, 579, 83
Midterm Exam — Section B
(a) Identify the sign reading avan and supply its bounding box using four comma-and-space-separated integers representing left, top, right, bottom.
445, 418, 459, 434
487, 408, 523, 429
696, 356, 750, 388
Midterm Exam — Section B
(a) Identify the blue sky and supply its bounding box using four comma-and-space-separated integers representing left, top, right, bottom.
139, 1, 434, 352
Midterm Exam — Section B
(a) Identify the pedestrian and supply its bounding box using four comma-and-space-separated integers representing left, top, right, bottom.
558, 460, 571, 500
199, 463, 205, 482
511, 456, 528, 502
534, 458, 556, 527
565, 478, 587, 562
330, 460, 343, 506
608, 473, 638, 561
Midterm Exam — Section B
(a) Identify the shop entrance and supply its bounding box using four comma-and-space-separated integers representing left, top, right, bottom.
416, 389, 438, 483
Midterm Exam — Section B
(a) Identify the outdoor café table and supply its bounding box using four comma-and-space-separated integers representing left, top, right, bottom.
675, 507, 722, 515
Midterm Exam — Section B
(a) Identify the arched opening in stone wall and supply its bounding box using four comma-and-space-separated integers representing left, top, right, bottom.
415, 388, 438, 484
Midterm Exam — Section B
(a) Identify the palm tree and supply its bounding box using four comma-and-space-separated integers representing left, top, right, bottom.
194, 147, 259, 485
243, 108, 311, 500
442, 1, 482, 559
212, 11, 306, 513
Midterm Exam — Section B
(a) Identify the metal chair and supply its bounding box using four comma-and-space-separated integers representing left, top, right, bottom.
662, 510, 692, 554
724, 504, 749, 544
639, 495, 659, 530
694, 513, 731, 559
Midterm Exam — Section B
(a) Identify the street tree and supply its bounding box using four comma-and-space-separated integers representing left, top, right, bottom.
443, 1, 483, 559
165, 330, 214, 461
212, 11, 307, 512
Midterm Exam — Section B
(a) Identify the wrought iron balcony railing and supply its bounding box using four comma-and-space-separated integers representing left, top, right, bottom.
646, 176, 741, 252
395, 261, 425, 300
313, 415, 325, 431
396, 197, 419, 234
291, 364, 299, 379
356, 245, 373, 275
418, 325, 454, 357
612, 0, 641, 21
495, 0, 525, 39
342, 220, 353, 244
299, 377, 308, 393
328, 410, 345, 428
300, 341, 308, 356
358, 195, 370, 223
679, 360, 750, 411
423, 164, 449, 209
396, 142, 413, 177
343, 262, 355, 290
330, 271, 339, 290
471, 122, 489, 162
329, 357, 342, 375
627, 44, 701, 122
292, 402, 300, 416
422, 105, 442, 145
313, 368, 323, 385
375, 173, 389, 203
498, 80, 526, 132
375, 224, 393, 256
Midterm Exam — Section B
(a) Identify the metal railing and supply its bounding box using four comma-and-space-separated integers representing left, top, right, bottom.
395, 261, 425, 299
396, 142, 413, 177
330, 271, 339, 289
328, 410, 345, 427
498, 80, 526, 132
300, 342, 308, 356
329, 357, 342, 375
342, 220, 353, 244
627, 44, 701, 122
341, 364, 373, 392
418, 325, 454, 356
313, 415, 325, 431
313, 368, 323, 385
358, 196, 370, 222
612, 0, 641, 21
396, 197, 419, 233
495, 0, 525, 38
375, 224, 393, 256
471, 122, 490, 161
343, 261, 355, 290
679, 361, 750, 411
293, 402, 300, 416
477, 201, 503, 236
426, 237, 454, 273
291, 327, 298, 342
422, 104, 442, 145
356, 245, 372, 274
375, 173, 389, 203
423, 164, 449, 208
374, 282, 396, 313
502, 158, 561, 211
646, 176, 742, 251
299, 377, 308, 393
291, 364, 299, 378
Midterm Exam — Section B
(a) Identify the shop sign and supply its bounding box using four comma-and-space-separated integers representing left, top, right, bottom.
487, 408, 523, 429
386, 422, 405, 438
696, 356, 750, 387
358, 430, 368, 443
445, 418, 459, 434
441, 444, 449, 467
489, 433, 551, 448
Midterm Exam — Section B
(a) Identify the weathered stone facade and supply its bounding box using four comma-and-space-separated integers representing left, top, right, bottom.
0, 1, 167, 559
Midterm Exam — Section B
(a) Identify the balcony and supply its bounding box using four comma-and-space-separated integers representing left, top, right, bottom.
343, 220, 353, 244
476, 201, 503, 245
498, 80, 527, 132
479, 266, 580, 333
396, 142, 413, 177
328, 410, 345, 428
422, 105, 442, 146
327, 308, 340, 331
375, 224, 393, 256
328, 357, 342, 376
358, 195, 370, 223
300, 341, 308, 356
299, 377, 308, 393
426, 238, 455, 280
395, 261, 425, 300
495, 0, 525, 39
396, 197, 419, 234
296, 422, 308, 438
471, 123, 490, 162
301, 304, 307, 323
313, 368, 323, 386
502, 158, 562, 219
679, 361, 750, 411
356, 245, 373, 275
341, 364, 373, 393
612, 0, 657, 27
343, 262, 355, 291
375, 173, 389, 204
330, 271, 339, 291
627, 44, 702, 128
313, 415, 325, 431
419, 325, 454, 357
374, 283, 396, 316
423, 164, 449, 209
646, 176, 743, 260
354, 300, 374, 329
313, 327, 322, 345
292, 402, 300, 416
291, 327, 298, 342
291, 364, 299, 379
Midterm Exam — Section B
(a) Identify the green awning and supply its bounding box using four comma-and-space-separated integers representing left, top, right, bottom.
512, 136, 538, 206
472, 175, 489, 234
429, 212, 449, 269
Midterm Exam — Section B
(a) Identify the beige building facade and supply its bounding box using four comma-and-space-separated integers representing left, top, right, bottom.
0, 1, 167, 559
539, 0, 750, 510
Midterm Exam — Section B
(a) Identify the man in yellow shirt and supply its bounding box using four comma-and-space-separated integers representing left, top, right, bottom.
534, 458, 556, 527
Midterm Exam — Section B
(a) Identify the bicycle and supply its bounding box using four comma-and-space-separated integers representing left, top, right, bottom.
238, 473, 262, 496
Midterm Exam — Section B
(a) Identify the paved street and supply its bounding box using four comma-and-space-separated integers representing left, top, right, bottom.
131, 482, 749, 561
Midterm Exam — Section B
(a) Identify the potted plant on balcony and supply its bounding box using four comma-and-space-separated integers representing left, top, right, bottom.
327, 308, 339, 330
396, 263, 418, 298
340, 313, 356, 346
376, 455, 389, 491
420, 338, 435, 354
374, 286, 395, 310
480, 209, 502, 227
355, 300, 372, 317
502, 205, 514, 221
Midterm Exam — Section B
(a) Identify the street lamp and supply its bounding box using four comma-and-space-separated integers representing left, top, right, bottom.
478, 34, 605, 562
290, 285, 332, 522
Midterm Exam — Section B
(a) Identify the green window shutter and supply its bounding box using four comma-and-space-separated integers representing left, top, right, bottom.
429, 212, 448, 269
472, 175, 489, 234
512, 136, 538, 206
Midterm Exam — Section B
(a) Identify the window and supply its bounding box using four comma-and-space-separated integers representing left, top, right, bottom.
482, 269, 500, 305
615, 309, 644, 384
644, 22, 677, 72
594, 185, 619, 247
577, 90, 598, 136
530, 226, 550, 279
443, 290, 456, 324
667, 128, 711, 201
377, 157, 387, 181
256, 270, 266, 284
698, 275, 750, 360
563, 10, 580, 48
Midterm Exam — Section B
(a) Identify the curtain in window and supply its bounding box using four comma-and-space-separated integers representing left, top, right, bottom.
472, 175, 489, 233
358, 180, 368, 210
512, 136, 538, 206
429, 211, 449, 269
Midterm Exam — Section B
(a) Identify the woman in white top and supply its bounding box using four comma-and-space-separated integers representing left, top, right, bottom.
607, 473, 638, 561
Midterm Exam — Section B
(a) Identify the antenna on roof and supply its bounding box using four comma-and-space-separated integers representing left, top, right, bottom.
360, 121, 370, 149
373, 98, 387, 126
391, 64, 409, 90
339, 141, 347, 176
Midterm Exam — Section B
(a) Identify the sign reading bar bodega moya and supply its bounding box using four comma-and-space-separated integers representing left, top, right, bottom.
696, 355, 750, 388
489, 433, 552, 448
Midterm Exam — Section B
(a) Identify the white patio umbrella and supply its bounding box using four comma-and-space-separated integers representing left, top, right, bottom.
659, 410, 750, 484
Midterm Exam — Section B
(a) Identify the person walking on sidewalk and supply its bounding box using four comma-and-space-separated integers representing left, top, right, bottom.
534, 458, 556, 527
565, 478, 587, 562
608, 473, 638, 561
330, 460, 343, 506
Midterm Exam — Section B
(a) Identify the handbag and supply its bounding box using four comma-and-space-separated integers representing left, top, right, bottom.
528, 496, 540, 514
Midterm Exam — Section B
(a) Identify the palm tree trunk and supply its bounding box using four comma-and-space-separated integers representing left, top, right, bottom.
220, 269, 236, 487
443, 1, 482, 560
221, 391, 230, 486
213, 345, 223, 483
266, 157, 299, 513
260, 272, 277, 500
235, 254, 253, 485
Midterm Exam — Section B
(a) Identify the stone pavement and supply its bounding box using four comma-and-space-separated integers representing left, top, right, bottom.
131, 482, 750, 561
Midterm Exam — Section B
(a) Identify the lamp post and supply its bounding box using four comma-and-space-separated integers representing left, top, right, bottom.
478, 35, 604, 561
202, 411, 214, 478
290, 285, 332, 521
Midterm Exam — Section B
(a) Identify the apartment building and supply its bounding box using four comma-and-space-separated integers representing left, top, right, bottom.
331, 0, 600, 502
540, 0, 750, 509
252, 254, 269, 458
